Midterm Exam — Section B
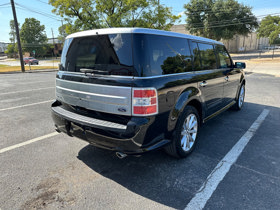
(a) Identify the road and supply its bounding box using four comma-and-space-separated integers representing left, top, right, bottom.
0, 57, 59, 67
0, 68, 279, 209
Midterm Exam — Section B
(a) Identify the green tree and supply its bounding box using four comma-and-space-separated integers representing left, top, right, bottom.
184, 0, 258, 40
257, 15, 280, 45
9, 20, 20, 44
58, 24, 68, 43
20, 18, 48, 56
5, 20, 20, 57
49, 0, 180, 34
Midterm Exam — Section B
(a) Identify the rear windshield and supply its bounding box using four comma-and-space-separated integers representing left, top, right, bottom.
60, 34, 137, 76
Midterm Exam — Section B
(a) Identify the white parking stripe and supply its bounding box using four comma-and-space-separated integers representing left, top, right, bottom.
185, 109, 270, 210
0, 100, 53, 111
0, 132, 59, 154
0, 87, 54, 95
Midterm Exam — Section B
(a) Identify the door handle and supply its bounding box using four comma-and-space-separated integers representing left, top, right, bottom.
225, 76, 229, 81
200, 81, 207, 87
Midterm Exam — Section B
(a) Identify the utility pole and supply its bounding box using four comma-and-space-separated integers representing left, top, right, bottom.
10, 0, 25, 72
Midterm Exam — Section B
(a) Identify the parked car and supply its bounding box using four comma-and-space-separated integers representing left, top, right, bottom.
51, 28, 246, 158
23, 57, 39, 65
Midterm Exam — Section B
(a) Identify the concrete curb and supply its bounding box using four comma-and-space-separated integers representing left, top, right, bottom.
0, 69, 58, 74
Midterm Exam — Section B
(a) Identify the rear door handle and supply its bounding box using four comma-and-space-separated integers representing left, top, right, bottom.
200, 81, 208, 87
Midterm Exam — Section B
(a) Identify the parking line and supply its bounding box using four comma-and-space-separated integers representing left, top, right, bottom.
0, 132, 59, 154
185, 109, 270, 210
0, 100, 53, 111
0, 87, 54, 95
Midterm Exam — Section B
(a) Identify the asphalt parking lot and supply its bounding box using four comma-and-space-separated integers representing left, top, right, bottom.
0, 68, 279, 209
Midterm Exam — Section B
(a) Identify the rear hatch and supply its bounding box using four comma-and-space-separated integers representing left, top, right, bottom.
56, 33, 137, 117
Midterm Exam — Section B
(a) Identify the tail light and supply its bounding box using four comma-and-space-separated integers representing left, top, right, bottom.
132, 88, 158, 116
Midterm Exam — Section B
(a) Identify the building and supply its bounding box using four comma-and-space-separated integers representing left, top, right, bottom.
0, 42, 9, 54
170, 24, 269, 53
47, 38, 63, 56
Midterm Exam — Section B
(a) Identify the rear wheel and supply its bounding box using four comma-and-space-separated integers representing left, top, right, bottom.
165, 105, 200, 158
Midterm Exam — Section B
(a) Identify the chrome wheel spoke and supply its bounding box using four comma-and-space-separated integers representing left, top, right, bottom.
189, 116, 194, 128
239, 87, 244, 107
188, 129, 197, 134
181, 135, 187, 147
186, 137, 190, 149
189, 120, 197, 130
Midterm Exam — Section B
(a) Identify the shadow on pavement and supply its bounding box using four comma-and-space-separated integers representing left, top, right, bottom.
77, 101, 279, 209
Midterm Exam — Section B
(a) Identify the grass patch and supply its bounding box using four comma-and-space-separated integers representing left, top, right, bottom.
0, 66, 57, 73
0, 64, 9, 67
43, 60, 60, 63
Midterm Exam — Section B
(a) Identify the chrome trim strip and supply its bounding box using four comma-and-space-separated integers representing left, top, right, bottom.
133, 71, 193, 79
57, 71, 134, 78
52, 106, 127, 131
203, 101, 236, 123
56, 78, 132, 89
57, 69, 224, 80
56, 86, 126, 100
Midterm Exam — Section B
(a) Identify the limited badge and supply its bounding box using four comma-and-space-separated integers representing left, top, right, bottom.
118, 107, 127, 112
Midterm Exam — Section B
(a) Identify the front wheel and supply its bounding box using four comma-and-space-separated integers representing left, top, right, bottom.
232, 84, 245, 110
165, 105, 200, 158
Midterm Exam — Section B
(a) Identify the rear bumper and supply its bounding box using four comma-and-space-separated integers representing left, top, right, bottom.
51, 101, 169, 154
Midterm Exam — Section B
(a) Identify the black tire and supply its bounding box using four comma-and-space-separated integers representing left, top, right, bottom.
232, 84, 245, 110
165, 105, 200, 158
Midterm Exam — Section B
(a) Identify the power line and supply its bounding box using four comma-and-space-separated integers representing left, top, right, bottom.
15, 2, 61, 21
35, 0, 49, 5
0, 3, 10, 6
187, 12, 280, 28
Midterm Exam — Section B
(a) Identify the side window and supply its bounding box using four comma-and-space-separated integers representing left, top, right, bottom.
197, 43, 217, 70
190, 41, 201, 71
146, 35, 192, 76
215, 45, 232, 68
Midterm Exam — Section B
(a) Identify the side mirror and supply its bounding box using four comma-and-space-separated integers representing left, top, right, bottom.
235, 62, 246, 69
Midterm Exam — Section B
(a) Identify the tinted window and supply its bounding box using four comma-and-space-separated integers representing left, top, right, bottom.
60, 34, 136, 76
133, 34, 192, 76
215, 45, 232, 68
190, 41, 201, 71
198, 43, 217, 70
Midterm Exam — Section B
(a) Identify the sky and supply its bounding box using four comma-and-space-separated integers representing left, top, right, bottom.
0, 0, 280, 43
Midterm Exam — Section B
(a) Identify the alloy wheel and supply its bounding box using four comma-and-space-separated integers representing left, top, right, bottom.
180, 114, 198, 152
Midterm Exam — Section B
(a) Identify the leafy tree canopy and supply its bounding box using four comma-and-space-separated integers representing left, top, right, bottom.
58, 24, 68, 43
20, 18, 48, 56
7, 20, 20, 57
257, 15, 280, 45
49, 0, 180, 34
184, 0, 258, 40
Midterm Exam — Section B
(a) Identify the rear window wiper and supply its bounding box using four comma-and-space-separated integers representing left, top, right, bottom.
80, 68, 109, 75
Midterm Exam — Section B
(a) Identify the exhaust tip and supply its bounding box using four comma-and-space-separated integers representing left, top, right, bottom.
55, 128, 61, 133
116, 152, 127, 159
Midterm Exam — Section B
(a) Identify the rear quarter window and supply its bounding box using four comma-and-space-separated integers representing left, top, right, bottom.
133, 34, 192, 77
197, 43, 217, 70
